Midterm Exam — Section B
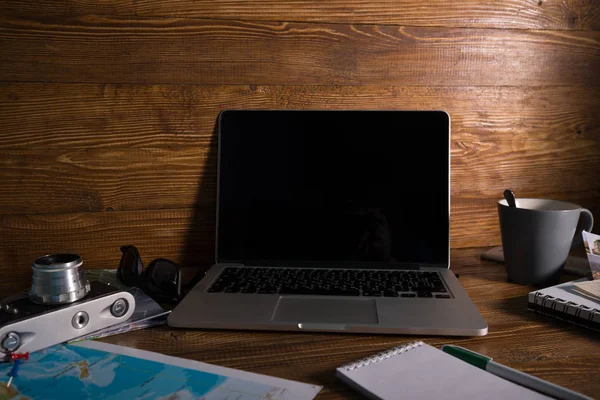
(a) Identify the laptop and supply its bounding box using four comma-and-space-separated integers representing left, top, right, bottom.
168, 110, 488, 336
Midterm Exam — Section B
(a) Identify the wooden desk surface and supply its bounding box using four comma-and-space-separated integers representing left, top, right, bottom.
99, 248, 600, 399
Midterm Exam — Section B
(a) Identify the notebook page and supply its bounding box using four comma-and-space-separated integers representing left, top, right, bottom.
337, 342, 550, 400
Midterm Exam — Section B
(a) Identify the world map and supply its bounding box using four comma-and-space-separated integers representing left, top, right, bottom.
0, 343, 291, 399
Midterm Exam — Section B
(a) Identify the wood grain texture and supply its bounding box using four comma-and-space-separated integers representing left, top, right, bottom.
1, 83, 599, 149
1, 0, 599, 30
94, 249, 600, 399
1, 18, 599, 86
0, 147, 217, 213
0, 141, 598, 215
450, 140, 600, 199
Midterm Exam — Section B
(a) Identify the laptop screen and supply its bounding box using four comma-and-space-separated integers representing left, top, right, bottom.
216, 110, 449, 267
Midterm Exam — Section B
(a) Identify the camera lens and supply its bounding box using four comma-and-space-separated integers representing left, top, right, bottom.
29, 254, 90, 305
34, 254, 80, 267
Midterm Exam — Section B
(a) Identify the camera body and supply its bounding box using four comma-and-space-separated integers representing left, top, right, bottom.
0, 281, 135, 360
0, 253, 136, 361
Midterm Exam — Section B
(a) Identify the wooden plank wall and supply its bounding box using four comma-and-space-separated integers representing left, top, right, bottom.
1, 1, 599, 292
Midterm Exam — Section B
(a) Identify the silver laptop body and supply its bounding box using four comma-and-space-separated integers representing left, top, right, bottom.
169, 110, 488, 336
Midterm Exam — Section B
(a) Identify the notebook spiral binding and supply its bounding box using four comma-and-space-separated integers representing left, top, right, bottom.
530, 292, 600, 331
339, 341, 423, 372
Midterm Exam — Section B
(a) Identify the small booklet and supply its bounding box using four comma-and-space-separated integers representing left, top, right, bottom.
336, 341, 550, 400
573, 279, 600, 301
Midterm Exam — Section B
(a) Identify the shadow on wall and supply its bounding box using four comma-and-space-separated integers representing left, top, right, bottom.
181, 121, 219, 293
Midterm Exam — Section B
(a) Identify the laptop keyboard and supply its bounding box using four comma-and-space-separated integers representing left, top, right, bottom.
207, 267, 451, 298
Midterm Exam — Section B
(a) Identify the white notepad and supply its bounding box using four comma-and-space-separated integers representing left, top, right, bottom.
336, 341, 551, 400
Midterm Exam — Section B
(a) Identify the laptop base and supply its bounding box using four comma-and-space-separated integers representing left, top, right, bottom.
169, 265, 488, 337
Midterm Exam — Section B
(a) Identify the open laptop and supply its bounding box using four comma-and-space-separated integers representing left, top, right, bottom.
169, 110, 488, 336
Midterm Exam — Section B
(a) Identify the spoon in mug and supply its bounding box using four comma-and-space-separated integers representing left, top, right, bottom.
503, 189, 517, 208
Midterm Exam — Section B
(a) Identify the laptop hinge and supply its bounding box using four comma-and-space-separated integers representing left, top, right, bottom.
218, 260, 423, 269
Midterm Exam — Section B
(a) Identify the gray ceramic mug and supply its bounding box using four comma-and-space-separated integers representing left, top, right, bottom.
497, 198, 594, 285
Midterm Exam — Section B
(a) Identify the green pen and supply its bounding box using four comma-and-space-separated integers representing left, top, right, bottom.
441, 345, 592, 400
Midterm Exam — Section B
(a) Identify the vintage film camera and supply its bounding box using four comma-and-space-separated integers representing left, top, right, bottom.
0, 254, 135, 360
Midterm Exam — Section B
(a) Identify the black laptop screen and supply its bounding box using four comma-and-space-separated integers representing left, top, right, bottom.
216, 110, 449, 266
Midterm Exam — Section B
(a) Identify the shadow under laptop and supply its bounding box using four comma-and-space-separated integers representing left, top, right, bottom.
180, 123, 219, 296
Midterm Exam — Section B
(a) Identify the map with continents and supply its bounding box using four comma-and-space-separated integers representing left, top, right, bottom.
0, 343, 294, 400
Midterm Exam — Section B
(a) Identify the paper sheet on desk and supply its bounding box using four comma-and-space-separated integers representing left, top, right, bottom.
573, 280, 600, 302
0, 341, 322, 400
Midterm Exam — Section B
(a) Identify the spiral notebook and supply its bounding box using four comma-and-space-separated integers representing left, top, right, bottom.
528, 278, 600, 332
336, 341, 551, 400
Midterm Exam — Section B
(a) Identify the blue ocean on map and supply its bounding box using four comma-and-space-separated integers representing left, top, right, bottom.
0, 344, 279, 399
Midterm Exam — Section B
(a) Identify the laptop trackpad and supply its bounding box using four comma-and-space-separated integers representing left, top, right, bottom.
272, 297, 378, 324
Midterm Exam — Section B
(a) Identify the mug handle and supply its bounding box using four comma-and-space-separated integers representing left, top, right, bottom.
581, 208, 594, 232
572, 208, 594, 248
